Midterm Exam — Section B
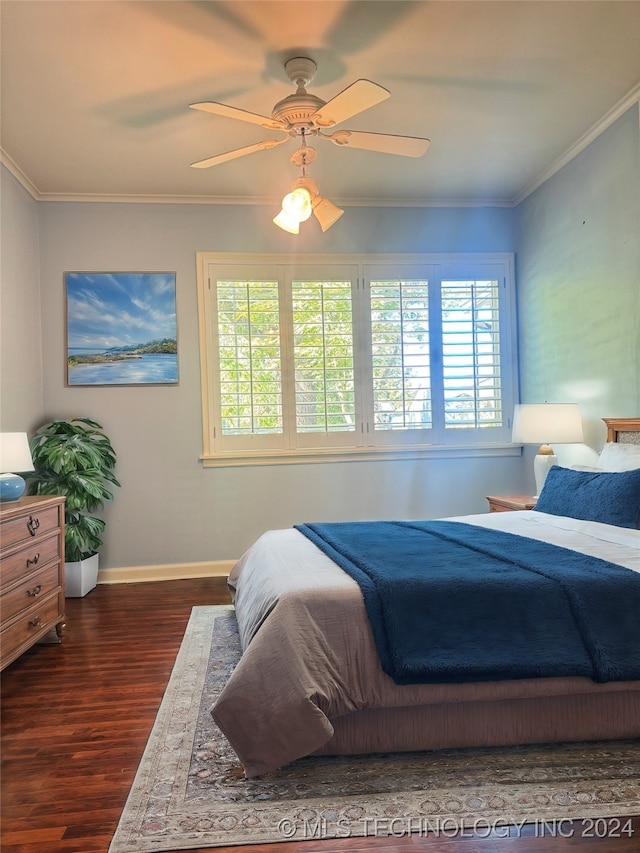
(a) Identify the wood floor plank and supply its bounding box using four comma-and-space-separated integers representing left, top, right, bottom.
1, 578, 637, 853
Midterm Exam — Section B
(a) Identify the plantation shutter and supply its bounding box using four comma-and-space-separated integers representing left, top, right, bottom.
198, 253, 516, 463
369, 277, 431, 431
292, 278, 356, 435
216, 279, 283, 435
440, 276, 503, 430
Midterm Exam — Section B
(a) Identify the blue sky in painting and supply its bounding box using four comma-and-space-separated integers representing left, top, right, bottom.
66, 272, 176, 350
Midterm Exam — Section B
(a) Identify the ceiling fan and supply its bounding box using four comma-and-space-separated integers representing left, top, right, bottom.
189, 56, 431, 169
189, 57, 430, 232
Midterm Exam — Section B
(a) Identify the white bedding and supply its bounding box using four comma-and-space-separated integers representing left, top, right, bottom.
451, 511, 640, 572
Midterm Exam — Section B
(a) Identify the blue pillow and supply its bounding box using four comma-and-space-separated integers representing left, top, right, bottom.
534, 465, 640, 529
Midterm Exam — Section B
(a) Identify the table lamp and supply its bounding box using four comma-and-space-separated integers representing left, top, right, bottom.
0, 432, 35, 502
512, 403, 584, 497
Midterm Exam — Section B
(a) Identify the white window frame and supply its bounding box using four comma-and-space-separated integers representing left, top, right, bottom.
197, 252, 519, 467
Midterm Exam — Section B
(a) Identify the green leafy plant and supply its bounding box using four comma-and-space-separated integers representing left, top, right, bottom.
27, 418, 120, 562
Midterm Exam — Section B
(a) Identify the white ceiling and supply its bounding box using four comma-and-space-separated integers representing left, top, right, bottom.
1, 1, 639, 207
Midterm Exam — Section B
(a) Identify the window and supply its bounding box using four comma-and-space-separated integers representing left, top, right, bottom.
440, 277, 503, 429
292, 277, 356, 437
197, 253, 517, 465
216, 277, 282, 436
369, 276, 431, 431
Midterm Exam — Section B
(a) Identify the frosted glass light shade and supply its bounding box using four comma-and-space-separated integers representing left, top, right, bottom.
0, 432, 34, 502
273, 187, 312, 234
273, 208, 300, 234
281, 187, 312, 222
313, 196, 344, 232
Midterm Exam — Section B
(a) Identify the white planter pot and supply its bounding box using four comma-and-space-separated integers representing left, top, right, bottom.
65, 552, 99, 597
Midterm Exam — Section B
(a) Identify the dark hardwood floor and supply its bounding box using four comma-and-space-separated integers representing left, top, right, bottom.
1, 578, 638, 853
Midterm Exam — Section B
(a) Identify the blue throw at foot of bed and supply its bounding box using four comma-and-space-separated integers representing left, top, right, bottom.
295, 520, 640, 685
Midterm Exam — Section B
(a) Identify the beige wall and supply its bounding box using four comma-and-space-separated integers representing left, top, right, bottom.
0, 169, 44, 432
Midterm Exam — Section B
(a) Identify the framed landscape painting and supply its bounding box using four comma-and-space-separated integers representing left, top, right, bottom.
65, 272, 178, 386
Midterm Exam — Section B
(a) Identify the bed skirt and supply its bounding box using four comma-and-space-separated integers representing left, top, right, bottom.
313, 686, 640, 757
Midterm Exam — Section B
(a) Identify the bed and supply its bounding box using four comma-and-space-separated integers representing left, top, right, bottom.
212, 418, 640, 778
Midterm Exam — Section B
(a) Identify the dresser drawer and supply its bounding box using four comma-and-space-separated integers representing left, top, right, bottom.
1, 505, 61, 550
1, 563, 61, 625
0, 533, 60, 589
0, 593, 62, 669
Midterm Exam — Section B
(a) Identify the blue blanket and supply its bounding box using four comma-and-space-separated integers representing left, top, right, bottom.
295, 520, 640, 685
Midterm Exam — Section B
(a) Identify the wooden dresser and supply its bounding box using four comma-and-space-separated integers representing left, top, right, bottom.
1, 494, 65, 670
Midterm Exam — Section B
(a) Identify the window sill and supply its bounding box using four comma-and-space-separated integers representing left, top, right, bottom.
200, 443, 522, 468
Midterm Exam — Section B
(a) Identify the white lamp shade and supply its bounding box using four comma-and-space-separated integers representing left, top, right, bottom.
0, 433, 34, 501
0, 432, 34, 473
512, 404, 584, 445
513, 404, 583, 497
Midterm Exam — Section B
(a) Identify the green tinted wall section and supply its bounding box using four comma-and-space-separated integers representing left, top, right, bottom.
515, 104, 640, 424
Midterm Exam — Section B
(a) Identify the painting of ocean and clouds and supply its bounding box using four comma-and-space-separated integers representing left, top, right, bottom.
65, 272, 178, 385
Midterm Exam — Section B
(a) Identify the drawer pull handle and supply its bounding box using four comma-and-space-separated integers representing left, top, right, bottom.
27, 553, 40, 567
27, 516, 40, 536
27, 584, 42, 598
28, 616, 42, 629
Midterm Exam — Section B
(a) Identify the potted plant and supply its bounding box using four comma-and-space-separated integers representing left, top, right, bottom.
27, 418, 120, 597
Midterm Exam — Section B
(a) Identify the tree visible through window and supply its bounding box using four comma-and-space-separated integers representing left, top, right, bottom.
216, 279, 283, 435
198, 254, 517, 462
370, 278, 431, 430
292, 279, 355, 434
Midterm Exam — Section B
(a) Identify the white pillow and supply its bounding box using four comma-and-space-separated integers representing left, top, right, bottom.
597, 442, 640, 472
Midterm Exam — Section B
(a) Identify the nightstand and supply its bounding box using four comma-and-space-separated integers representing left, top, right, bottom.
486, 495, 537, 513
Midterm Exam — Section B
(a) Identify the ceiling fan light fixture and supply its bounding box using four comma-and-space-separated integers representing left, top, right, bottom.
273, 149, 344, 234
273, 207, 301, 234
281, 187, 312, 222
312, 196, 344, 232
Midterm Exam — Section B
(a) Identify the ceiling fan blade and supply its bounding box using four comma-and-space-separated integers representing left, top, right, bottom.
190, 101, 285, 131
190, 137, 288, 169
310, 80, 390, 128
321, 129, 430, 157
312, 196, 344, 232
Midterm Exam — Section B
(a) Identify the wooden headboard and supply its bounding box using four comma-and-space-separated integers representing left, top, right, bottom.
603, 418, 640, 445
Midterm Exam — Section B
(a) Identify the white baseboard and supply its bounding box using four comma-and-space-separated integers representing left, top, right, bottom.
97, 560, 235, 585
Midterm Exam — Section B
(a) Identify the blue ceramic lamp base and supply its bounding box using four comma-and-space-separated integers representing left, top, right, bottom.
0, 474, 27, 502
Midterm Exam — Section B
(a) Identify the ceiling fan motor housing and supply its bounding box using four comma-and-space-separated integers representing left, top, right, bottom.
271, 92, 326, 130
272, 56, 326, 131
284, 57, 317, 88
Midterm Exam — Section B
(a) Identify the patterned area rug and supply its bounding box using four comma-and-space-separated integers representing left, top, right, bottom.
109, 606, 640, 852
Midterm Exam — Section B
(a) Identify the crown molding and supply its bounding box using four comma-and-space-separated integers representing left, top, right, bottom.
38, 192, 279, 206
0, 148, 508, 207
512, 81, 640, 206
0, 149, 40, 199
4, 82, 639, 210
8, 187, 511, 209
